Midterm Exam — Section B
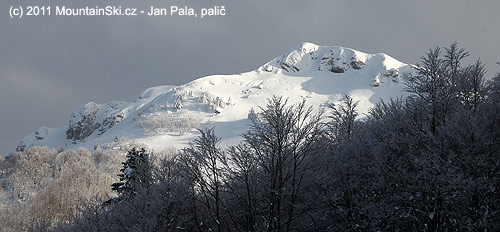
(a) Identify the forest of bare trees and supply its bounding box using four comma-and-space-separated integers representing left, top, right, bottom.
1, 44, 499, 231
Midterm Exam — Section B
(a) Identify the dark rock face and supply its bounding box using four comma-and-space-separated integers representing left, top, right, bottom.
65, 102, 127, 141
331, 66, 345, 73
350, 60, 365, 70
98, 114, 124, 135
281, 62, 300, 72
66, 106, 99, 140
263, 43, 371, 74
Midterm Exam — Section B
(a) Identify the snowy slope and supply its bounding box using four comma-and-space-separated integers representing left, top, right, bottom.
12, 42, 417, 155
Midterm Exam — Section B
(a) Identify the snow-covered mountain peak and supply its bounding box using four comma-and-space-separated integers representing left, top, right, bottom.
11, 43, 417, 156
261, 42, 408, 75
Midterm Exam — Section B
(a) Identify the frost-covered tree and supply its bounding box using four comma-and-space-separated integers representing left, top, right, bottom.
405, 43, 487, 134
173, 98, 183, 110
0, 147, 120, 231
224, 143, 262, 231
243, 96, 323, 231
326, 94, 359, 143
178, 128, 227, 231
452, 58, 487, 111
406, 47, 453, 134
8, 146, 58, 202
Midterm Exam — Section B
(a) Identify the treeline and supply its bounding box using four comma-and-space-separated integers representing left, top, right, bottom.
1, 44, 499, 231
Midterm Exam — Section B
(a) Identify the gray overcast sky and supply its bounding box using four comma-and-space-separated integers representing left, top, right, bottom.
1, 0, 499, 155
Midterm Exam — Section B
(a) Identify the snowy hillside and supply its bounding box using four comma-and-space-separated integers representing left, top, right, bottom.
12, 42, 417, 154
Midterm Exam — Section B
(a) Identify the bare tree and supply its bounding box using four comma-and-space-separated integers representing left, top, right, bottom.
179, 127, 227, 231
224, 143, 261, 231
458, 59, 487, 110
326, 94, 359, 144
406, 47, 452, 134
243, 96, 323, 231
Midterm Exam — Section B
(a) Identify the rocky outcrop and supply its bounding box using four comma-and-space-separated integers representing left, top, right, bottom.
262, 42, 370, 74
66, 102, 100, 140
66, 102, 128, 141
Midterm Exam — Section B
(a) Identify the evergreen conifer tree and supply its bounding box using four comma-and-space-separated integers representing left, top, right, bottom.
110, 147, 153, 201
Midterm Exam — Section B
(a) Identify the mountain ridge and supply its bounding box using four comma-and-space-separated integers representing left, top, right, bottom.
11, 42, 417, 155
